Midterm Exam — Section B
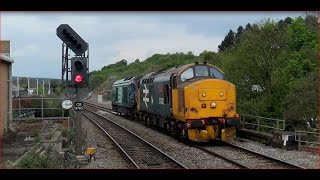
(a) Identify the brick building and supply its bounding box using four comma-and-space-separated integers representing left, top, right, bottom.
1, 40, 14, 135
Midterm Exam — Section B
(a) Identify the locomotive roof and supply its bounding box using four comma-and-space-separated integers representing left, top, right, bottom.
141, 62, 223, 81
113, 76, 141, 86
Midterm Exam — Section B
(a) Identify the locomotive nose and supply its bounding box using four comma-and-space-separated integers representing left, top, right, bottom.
184, 79, 236, 119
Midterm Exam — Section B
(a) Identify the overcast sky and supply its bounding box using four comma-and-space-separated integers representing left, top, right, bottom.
1, 12, 304, 79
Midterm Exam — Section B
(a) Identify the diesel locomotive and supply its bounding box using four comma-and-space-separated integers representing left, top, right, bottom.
112, 62, 240, 142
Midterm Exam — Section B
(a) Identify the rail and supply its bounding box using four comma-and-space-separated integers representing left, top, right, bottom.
83, 106, 188, 169
240, 114, 285, 133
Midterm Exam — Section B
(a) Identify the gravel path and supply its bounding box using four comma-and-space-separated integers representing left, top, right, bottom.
228, 138, 319, 169
82, 115, 133, 168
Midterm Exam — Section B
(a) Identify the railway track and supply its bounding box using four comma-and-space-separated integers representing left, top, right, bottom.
192, 143, 305, 169
84, 100, 306, 169
83, 106, 188, 169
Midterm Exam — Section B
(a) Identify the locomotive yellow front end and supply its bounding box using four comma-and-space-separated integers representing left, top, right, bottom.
186, 79, 239, 142
172, 63, 240, 142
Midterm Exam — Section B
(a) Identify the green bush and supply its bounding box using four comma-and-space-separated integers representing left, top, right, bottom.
16, 153, 59, 168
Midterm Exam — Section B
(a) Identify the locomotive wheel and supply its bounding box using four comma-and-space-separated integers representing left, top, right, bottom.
133, 113, 138, 121
182, 127, 189, 143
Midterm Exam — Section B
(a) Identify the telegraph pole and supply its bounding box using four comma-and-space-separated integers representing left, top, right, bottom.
48, 81, 51, 95
17, 77, 19, 97
42, 80, 44, 95
36, 79, 38, 95
27, 77, 30, 96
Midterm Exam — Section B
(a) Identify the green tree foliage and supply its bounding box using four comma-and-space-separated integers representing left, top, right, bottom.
282, 15, 318, 126
222, 20, 289, 117
283, 72, 318, 127
221, 16, 318, 126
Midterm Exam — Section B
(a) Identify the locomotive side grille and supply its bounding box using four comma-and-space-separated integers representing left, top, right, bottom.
178, 90, 184, 113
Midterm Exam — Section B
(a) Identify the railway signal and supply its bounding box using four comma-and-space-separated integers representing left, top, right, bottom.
56, 24, 88, 56
71, 57, 88, 87
56, 24, 89, 156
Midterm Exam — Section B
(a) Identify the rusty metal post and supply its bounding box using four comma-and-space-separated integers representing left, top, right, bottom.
41, 97, 44, 118
18, 97, 21, 117
75, 87, 84, 155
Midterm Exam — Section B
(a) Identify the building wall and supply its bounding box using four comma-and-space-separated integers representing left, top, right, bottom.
0, 41, 10, 56
1, 60, 9, 135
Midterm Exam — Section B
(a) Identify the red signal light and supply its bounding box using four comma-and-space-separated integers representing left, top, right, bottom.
75, 74, 83, 83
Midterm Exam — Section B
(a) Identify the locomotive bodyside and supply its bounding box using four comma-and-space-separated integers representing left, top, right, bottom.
137, 68, 177, 128
111, 76, 141, 118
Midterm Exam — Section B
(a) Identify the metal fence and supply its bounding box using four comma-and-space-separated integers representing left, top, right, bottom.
12, 97, 68, 119
295, 130, 319, 150
240, 114, 286, 133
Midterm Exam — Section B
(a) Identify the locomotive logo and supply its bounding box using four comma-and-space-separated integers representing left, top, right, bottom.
143, 84, 149, 107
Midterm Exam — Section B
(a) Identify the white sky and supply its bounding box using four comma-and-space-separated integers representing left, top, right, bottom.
1, 12, 304, 78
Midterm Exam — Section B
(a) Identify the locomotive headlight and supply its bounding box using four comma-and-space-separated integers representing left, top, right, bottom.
202, 92, 206, 97
211, 102, 217, 108
219, 92, 224, 97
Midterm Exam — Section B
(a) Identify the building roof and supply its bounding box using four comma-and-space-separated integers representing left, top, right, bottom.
0, 54, 14, 63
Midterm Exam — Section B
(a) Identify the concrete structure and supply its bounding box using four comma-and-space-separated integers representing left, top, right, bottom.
1, 40, 14, 135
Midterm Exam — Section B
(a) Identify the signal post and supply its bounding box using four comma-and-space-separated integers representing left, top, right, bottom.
57, 24, 89, 155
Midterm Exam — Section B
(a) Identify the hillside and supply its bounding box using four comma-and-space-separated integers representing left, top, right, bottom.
88, 51, 217, 101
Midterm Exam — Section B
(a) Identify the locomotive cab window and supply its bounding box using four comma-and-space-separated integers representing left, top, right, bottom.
195, 66, 209, 77
181, 68, 194, 82
210, 67, 224, 80
164, 84, 169, 104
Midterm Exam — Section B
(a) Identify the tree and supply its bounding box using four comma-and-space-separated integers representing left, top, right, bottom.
117, 59, 127, 66
282, 16, 318, 125
222, 20, 289, 117
304, 14, 318, 31
283, 72, 318, 127
245, 23, 252, 31
277, 17, 292, 29
235, 26, 244, 44
218, 30, 235, 52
